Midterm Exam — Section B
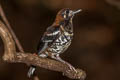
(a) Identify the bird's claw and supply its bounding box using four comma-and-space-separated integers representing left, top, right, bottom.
66, 63, 77, 73
62, 66, 77, 76
68, 65, 77, 73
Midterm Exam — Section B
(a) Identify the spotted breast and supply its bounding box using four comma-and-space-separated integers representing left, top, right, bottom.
47, 30, 73, 54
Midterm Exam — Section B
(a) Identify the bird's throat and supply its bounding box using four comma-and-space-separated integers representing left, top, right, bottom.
53, 18, 73, 33
60, 20, 73, 34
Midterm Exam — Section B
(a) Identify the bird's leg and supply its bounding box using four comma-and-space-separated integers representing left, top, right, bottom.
51, 54, 77, 73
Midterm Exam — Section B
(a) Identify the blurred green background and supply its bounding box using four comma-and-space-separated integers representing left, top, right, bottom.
0, 0, 120, 80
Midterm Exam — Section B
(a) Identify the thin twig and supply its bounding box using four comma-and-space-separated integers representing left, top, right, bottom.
0, 4, 24, 52
0, 4, 39, 80
0, 21, 86, 80
0, 4, 40, 80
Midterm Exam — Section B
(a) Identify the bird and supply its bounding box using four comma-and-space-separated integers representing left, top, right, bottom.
27, 8, 82, 78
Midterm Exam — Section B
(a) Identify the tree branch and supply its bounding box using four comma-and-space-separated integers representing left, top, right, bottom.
0, 3, 40, 80
0, 4, 24, 52
0, 21, 86, 79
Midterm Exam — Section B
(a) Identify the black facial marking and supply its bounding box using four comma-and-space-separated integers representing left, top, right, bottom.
66, 9, 69, 14
61, 9, 70, 19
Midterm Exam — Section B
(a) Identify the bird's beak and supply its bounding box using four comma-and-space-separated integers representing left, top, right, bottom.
72, 9, 82, 15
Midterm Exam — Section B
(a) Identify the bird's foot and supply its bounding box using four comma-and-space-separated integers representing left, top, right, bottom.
66, 63, 77, 73
62, 63, 77, 76
51, 55, 77, 73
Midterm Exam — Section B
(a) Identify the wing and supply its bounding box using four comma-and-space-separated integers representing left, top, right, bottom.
37, 26, 60, 54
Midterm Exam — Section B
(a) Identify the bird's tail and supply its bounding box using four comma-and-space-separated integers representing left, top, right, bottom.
27, 53, 47, 78
27, 66, 36, 78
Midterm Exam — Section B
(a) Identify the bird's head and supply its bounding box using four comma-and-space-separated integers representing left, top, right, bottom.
54, 8, 82, 26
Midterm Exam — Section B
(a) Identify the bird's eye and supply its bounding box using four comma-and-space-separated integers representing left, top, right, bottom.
61, 10, 70, 19
66, 10, 69, 14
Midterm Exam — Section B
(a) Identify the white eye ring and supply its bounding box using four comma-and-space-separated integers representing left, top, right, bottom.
64, 15, 66, 18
